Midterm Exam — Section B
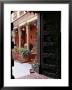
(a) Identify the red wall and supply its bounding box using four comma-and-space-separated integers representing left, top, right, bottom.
29, 25, 37, 46
15, 25, 37, 48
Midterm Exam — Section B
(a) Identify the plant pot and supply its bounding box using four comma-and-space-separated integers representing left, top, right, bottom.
12, 50, 36, 63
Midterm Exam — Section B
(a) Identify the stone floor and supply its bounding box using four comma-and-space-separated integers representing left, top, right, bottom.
12, 61, 32, 78
12, 61, 53, 79
16, 72, 48, 79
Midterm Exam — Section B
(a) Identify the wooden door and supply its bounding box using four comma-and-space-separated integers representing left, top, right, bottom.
39, 11, 61, 79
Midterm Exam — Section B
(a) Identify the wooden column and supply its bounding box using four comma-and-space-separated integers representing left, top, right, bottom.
18, 26, 21, 48
26, 24, 29, 50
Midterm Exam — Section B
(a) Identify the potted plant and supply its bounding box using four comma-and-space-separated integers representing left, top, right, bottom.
19, 48, 30, 58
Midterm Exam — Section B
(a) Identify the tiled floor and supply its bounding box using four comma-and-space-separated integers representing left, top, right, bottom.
16, 72, 48, 79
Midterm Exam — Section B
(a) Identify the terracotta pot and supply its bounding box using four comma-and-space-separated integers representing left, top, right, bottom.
12, 50, 30, 62
12, 50, 36, 63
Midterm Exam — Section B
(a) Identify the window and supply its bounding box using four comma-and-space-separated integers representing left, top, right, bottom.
13, 12, 17, 20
